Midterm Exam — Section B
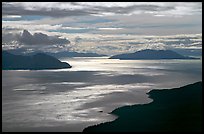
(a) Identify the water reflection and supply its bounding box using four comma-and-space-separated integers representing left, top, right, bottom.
2, 57, 202, 132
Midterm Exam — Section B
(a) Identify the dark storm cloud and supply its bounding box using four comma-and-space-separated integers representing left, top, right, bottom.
87, 4, 174, 15
19, 30, 70, 45
1, 2, 177, 17
2, 3, 93, 17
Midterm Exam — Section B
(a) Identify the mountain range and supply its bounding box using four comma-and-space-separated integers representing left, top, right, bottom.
6, 49, 106, 58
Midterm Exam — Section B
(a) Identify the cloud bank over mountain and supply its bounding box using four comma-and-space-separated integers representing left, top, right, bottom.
19, 30, 70, 45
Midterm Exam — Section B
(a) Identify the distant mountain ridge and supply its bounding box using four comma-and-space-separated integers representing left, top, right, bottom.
2, 51, 71, 70
110, 49, 199, 60
46, 51, 107, 58
6, 49, 106, 58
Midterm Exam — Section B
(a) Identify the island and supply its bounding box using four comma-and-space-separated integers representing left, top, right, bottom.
83, 81, 202, 132
2, 51, 72, 70
109, 49, 199, 60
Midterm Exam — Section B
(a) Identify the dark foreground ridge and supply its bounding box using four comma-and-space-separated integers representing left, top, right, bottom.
109, 49, 199, 60
84, 81, 202, 132
2, 51, 71, 70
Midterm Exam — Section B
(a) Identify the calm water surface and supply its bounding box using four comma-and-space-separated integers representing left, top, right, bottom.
2, 57, 202, 132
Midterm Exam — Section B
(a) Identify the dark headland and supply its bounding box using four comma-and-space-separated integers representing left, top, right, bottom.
83, 81, 202, 132
109, 49, 199, 60
2, 51, 71, 70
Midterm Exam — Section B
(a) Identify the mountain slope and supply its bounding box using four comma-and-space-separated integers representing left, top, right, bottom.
84, 81, 202, 132
2, 51, 71, 70
110, 49, 198, 60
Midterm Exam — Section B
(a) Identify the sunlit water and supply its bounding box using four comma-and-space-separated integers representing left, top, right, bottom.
2, 57, 202, 132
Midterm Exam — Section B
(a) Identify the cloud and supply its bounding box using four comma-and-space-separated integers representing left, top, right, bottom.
18, 30, 70, 45
74, 36, 82, 44
2, 30, 71, 53
98, 27, 123, 30
3, 15, 22, 18
1, 2, 202, 55
2, 2, 201, 36
2, 2, 202, 17
65, 33, 202, 56
2, 2, 92, 17
2, 32, 19, 43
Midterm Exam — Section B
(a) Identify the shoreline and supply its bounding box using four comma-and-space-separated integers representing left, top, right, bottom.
83, 81, 202, 132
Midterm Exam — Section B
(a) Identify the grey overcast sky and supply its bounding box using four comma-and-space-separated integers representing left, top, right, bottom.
2, 2, 202, 55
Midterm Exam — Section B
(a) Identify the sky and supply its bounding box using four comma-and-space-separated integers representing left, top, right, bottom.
2, 2, 202, 55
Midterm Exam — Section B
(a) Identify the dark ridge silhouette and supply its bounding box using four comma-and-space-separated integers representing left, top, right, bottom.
84, 81, 202, 132
109, 49, 199, 60
2, 51, 71, 70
